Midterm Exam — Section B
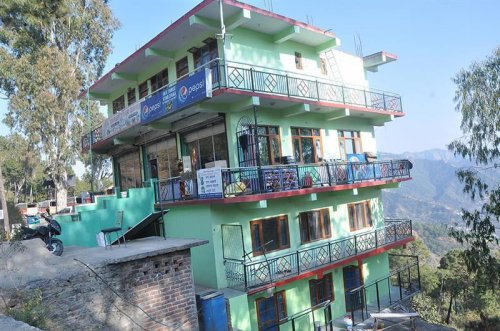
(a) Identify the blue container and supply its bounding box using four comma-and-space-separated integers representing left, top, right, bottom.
196, 290, 228, 331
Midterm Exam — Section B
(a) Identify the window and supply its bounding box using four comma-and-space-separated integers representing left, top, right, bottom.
299, 208, 331, 243
309, 273, 334, 306
250, 216, 290, 256
115, 150, 142, 191
150, 68, 169, 93
127, 88, 136, 106
112, 95, 125, 114
183, 122, 228, 171
295, 51, 303, 70
348, 201, 373, 231
146, 137, 179, 179
292, 127, 322, 164
193, 38, 218, 69
338, 130, 362, 160
256, 291, 287, 331
138, 81, 148, 99
320, 58, 328, 75
176, 57, 189, 78
257, 125, 281, 166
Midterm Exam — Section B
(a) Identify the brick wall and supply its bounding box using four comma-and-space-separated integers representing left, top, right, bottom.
2, 249, 199, 331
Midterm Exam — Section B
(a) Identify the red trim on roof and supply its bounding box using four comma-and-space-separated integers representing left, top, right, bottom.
382, 51, 398, 60
223, 88, 405, 117
247, 236, 414, 295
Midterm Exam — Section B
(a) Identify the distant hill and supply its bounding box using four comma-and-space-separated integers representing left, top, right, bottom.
380, 149, 497, 225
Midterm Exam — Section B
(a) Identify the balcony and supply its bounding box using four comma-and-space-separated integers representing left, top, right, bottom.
82, 59, 403, 152
152, 159, 411, 205
223, 219, 413, 292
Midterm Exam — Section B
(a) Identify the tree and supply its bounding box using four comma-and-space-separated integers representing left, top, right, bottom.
0, 134, 40, 203
448, 47, 500, 289
0, 0, 119, 211
0, 162, 10, 235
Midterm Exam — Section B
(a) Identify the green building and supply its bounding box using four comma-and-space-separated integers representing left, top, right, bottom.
65, 0, 420, 329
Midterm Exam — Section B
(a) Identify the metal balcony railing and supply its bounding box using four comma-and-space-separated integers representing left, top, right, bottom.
347, 254, 421, 325
224, 219, 413, 292
152, 159, 412, 204
82, 59, 402, 152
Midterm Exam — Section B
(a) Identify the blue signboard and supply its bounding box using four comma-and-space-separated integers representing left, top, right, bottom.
141, 68, 212, 124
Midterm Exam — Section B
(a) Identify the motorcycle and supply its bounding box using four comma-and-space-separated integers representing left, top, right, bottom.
20, 213, 64, 256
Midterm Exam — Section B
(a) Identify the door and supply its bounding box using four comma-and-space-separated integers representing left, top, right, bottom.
256, 296, 279, 331
343, 265, 364, 311
149, 159, 158, 179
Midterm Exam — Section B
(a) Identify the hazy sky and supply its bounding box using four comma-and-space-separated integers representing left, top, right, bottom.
1, 0, 499, 154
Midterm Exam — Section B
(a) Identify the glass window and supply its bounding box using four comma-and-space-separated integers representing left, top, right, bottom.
127, 88, 136, 105
150, 68, 169, 93
309, 273, 334, 307
348, 201, 373, 231
256, 291, 287, 331
256, 125, 281, 166
176, 57, 189, 78
139, 81, 148, 99
183, 122, 227, 171
338, 130, 362, 160
145, 138, 178, 180
193, 39, 218, 69
291, 127, 322, 164
250, 216, 290, 256
299, 209, 331, 243
115, 150, 141, 191
295, 51, 303, 70
112, 95, 125, 114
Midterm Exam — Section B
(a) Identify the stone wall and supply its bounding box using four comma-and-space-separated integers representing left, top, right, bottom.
1, 239, 203, 331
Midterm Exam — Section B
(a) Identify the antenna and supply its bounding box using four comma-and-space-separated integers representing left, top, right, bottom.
354, 33, 363, 57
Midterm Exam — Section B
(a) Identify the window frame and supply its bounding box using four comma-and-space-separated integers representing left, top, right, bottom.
320, 57, 328, 75
338, 130, 362, 160
193, 39, 218, 69
256, 125, 282, 166
347, 201, 373, 232
256, 290, 287, 330
176, 56, 189, 78
138, 81, 148, 99
112, 95, 125, 114
127, 88, 136, 106
250, 215, 290, 256
150, 68, 169, 93
299, 208, 331, 244
295, 51, 303, 70
309, 273, 334, 307
291, 127, 323, 164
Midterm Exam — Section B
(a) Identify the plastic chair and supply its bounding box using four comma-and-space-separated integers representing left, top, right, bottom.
101, 211, 126, 249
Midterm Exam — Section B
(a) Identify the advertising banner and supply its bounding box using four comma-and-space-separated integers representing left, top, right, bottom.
101, 101, 141, 140
141, 68, 212, 124
197, 167, 223, 199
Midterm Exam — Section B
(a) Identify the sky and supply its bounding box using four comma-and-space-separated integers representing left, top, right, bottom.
1, 0, 499, 154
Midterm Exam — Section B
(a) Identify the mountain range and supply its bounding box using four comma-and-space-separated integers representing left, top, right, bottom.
380, 149, 497, 225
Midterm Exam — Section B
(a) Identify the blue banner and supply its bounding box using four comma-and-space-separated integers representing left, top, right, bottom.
141, 68, 211, 124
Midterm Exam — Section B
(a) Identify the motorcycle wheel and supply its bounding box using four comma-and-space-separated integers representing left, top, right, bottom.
47, 238, 64, 256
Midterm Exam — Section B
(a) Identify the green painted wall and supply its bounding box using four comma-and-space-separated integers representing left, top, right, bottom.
362, 252, 390, 306
55, 187, 155, 247
225, 109, 377, 168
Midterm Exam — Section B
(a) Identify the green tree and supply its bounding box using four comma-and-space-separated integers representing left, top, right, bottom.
0, 0, 119, 211
448, 47, 500, 289
0, 134, 40, 203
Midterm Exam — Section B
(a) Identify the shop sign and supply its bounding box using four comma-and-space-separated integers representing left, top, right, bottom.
197, 167, 223, 199
101, 101, 141, 140
141, 68, 212, 124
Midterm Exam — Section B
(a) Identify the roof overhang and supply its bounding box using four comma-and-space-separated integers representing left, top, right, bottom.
363, 51, 398, 72
84, 0, 339, 99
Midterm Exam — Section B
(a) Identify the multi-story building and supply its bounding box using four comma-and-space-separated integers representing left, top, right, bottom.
62, 0, 420, 329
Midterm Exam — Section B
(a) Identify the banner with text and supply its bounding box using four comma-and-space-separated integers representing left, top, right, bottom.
197, 167, 223, 199
101, 102, 141, 140
141, 68, 212, 124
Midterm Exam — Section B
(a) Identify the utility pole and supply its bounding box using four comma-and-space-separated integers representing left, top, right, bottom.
0, 163, 10, 236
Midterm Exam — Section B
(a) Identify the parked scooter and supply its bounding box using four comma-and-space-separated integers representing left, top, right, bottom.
20, 211, 64, 256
